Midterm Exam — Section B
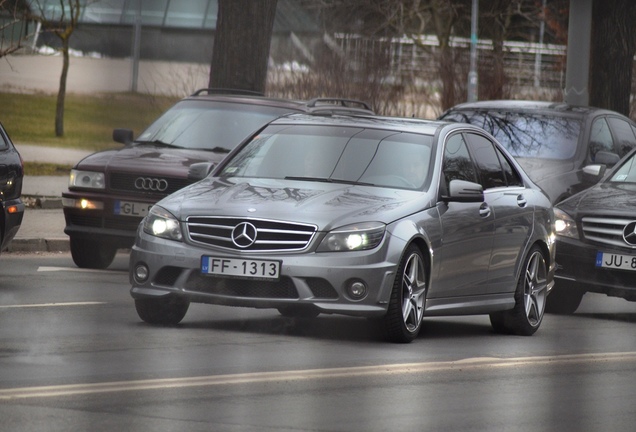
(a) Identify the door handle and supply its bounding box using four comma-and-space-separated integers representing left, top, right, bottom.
517, 195, 527, 207
479, 203, 491, 218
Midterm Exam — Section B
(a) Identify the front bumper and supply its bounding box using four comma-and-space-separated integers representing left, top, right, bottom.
555, 236, 636, 300
129, 228, 405, 318
62, 190, 157, 248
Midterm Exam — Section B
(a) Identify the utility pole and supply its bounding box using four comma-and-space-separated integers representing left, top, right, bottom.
564, 0, 592, 106
467, 0, 478, 102
131, 0, 142, 93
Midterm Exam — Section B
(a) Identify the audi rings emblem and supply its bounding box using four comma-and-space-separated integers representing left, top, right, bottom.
622, 221, 636, 246
134, 177, 168, 192
231, 222, 258, 248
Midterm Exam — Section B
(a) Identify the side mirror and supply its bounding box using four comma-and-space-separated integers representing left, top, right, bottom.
113, 128, 134, 145
443, 179, 484, 203
582, 164, 606, 182
594, 150, 620, 166
188, 162, 216, 181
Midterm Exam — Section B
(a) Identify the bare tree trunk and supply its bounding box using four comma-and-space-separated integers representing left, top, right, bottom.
55, 38, 69, 137
589, 0, 636, 116
209, 0, 278, 93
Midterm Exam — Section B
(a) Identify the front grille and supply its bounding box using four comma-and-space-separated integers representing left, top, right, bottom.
185, 273, 298, 299
306, 278, 339, 299
582, 216, 636, 249
186, 216, 317, 251
109, 172, 193, 196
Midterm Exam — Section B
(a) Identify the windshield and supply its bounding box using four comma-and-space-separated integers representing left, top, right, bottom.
442, 109, 582, 160
219, 124, 434, 191
610, 152, 636, 183
136, 100, 296, 151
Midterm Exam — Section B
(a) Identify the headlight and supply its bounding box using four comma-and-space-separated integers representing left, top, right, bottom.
143, 206, 182, 241
554, 208, 578, 239
317, 222, 385, 252
69, 169, 105, 189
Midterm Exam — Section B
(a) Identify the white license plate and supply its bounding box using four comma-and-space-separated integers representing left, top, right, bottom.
596, 252, 636, 271
201, 256, 281, 280
114, 200, 153, 217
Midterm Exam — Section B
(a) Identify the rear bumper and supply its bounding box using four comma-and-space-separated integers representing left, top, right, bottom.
1, 198, 24, 251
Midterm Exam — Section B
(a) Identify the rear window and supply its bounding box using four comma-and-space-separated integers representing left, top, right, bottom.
441, 109, 582, 160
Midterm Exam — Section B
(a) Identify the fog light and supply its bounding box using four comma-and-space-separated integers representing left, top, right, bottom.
134, 263, 149, 283
347, 280, 367, 300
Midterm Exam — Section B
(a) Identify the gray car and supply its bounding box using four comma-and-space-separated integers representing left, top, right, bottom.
129, 114, 556, 343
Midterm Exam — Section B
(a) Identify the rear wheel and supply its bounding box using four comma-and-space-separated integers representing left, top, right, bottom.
134, 296, 190, 326
545, 282, 584, 315
490, 246, 547, 336
70, 237, 117, 269
382, 245, 427, 343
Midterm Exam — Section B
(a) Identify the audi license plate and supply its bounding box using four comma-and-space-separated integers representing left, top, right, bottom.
596, 251, 636, 271
114, 200, 153, 217
201, 256, 281, 280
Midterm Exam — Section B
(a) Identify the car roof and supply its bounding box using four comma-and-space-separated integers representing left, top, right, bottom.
184, 88, 375, 115
442, 99, 625, 118
268, 112, 456, 135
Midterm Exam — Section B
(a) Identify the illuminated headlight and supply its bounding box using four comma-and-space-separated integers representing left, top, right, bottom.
554, 208, 578, 239
317, 222, 385, 252
69, 169, 105, 189
143, 206, 182, 241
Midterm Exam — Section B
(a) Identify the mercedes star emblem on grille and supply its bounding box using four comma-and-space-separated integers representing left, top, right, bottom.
134, 177, 169, 191
623, 221, 636, 246
231, 222, 258, 248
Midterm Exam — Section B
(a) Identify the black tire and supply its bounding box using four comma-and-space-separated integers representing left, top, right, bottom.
134, 296, 190, 326
277, 306, 320, 319
545, 282, 584, 315
70, 237, 117, 269
382, 245, 428, 343
490, 245, 548, 336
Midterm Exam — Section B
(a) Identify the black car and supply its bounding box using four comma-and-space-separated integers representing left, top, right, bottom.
439, 100, 636, 204
550, 147, 636, 313
62, 89, 373, 269
0, 122, 24, 253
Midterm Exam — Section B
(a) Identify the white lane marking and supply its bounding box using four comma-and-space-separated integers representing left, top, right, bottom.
0, 302, 106, 309
1, 351, 635, 400
37, 266, 127, 274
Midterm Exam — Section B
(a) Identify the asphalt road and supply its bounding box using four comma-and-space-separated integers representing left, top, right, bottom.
1, 252, 636, 431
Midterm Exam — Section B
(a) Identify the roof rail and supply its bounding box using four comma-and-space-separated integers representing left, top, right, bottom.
191, 88, 265, 97
305, 98, 374, 115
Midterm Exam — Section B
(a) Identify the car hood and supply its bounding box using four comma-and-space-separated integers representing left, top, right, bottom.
159, 177, 433, 230
557, 182, 636, 216
75, 145, 227, 177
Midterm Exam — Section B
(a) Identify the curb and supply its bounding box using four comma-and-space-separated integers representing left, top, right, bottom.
6, 238, 70, 253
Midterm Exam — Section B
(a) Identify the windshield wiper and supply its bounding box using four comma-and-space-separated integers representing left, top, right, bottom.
284, 176, 375, 186
197, 146, 231, 153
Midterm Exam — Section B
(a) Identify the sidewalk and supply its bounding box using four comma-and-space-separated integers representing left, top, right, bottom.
5, 144, 92, 253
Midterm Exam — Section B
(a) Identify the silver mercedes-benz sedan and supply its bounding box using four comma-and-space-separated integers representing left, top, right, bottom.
129, 113, 556, 343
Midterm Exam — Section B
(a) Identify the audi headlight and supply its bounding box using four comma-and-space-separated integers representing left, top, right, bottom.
317, 222, 386, 252
69, 169, 105, 189
143, 206, 182, 241
554, 208, 578, 239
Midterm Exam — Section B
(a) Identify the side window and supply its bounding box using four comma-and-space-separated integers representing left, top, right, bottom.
495, 147, 523, 187
589, 118, 614, 161
442, 134, 477, 194
607, 117, 636, 157
465, 133, 507, 189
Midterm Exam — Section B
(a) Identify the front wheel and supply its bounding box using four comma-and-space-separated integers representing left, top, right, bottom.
134, 296, 190, 326
70, 237, 117, 269
382, 245, 428, 343
490, 245, 548, 336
